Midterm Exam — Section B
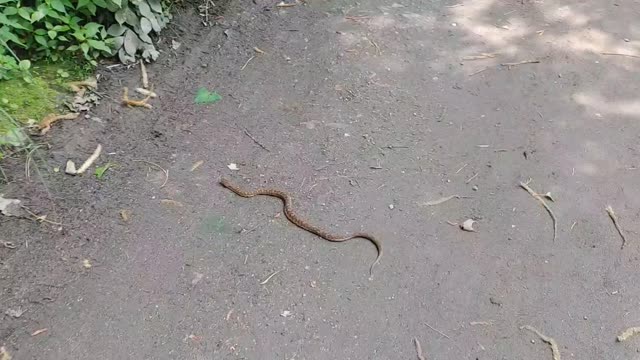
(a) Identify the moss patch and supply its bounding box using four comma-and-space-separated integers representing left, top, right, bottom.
0, 60, 94, 147
0, 77, 58, 125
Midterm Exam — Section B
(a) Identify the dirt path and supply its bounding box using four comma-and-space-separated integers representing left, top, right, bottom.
2, 0, 640, 358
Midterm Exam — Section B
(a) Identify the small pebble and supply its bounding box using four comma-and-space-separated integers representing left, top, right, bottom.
472, 185, 478, 191
388, 204, 394, 210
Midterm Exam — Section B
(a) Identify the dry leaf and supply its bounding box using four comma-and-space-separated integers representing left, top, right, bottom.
82, 259, 92, 268
134, 88, 158, 98
31, 328, 48, 336
120, 209, 130, 222
190, 160, 204, 172
460, 219, 476, 232
161, 199, 184, 207
280, 310, 292, 317
227, 163, 239, 170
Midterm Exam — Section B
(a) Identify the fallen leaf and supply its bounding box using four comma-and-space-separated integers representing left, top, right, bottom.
4, 307, 25, 318
460, 219, 476, 232
161, 199, 184, 207
227, 163, 239, 171
94, 163, 112, 179
0, 195, 22, 217
83, 259, 92, 268
119, 209, 130, 222
134, 88, 157, 98
171, 40, 181, 50
280, 310, 292, 317
31, 328, 48, 336
190, 160, 204, 172
65, 160, 77, 174
194, 88, 222, 105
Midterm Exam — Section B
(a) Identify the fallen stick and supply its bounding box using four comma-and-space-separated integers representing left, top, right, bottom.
601, 52, 640, 59
241, 56, 255, 70
413, 337, 426, 360
501, 60, 540, 67
425, 322, 450, 339
421, 195, 468, 206
606, 205, 629, 249
122, 87, 152, 108
260, 269, 282, 284
519, 180, 557, 242
140, 59, 149, 89
243, 128, 270, 151
521, 325, 561, 360
76, 144, 102, 174
462, 53, 497, 61
617, 327, 640, 342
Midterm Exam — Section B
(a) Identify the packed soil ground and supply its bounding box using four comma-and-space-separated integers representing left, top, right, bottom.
2, 0, 640, 358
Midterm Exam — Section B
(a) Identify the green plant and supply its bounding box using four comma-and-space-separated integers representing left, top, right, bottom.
0, 39, 32, 82
0, 0, 171, 69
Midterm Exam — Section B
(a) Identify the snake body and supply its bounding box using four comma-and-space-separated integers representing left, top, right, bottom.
220, 178, 382, 275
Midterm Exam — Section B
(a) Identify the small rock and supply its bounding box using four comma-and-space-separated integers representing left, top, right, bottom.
472, 185, 479, 191
388, 204, 394, 210
281, 310, 292, 317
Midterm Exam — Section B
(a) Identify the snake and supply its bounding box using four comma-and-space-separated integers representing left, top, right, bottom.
220, 178, 382, 276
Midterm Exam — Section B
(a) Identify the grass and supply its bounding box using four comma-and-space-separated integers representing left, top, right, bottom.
0, 59, 94, 149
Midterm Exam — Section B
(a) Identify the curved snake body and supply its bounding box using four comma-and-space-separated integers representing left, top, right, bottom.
220, 178, 382, 275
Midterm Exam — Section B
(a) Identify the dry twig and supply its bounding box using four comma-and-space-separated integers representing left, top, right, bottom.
241, 56, 255, 70
421, 195, 469, 206
601, 52, 640, 59
501, 60, 540, 67
133, 159, 168, 188
140, 59, 149, 89
519, 180, 557, 242
243, 128, 270, 151
122, 87, 152, 108
606, 205, 629, 249
521, 325, 561, 360
260, 269, 282, 285
413, 337, 426, 360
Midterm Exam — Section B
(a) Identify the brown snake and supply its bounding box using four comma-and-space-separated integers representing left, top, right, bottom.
220, 178, 382, 276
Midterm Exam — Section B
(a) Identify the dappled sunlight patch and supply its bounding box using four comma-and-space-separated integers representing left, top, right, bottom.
573, 92, 640, 119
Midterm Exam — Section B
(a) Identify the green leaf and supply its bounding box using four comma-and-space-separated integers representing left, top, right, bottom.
48, 30, 57, 39
137, 1, 153, 18
0, 14, 28, 30
34, 34, 48, 46
72, 30, 85, 41
139, 17, 152, 34
195, 88, 222, 105
18, 59, 30, 70
31, 9, 46, 22
50, 0, 67, 13
0, 26, 25, 47
94, 163, 112, 179
123, 29, 139, 56
3, 7, 18, 15
80, 42, 89, 55
34, 29, 47, 35
148, 0, 162, 13
87, 39, 111, 52
17, 7, 31, 20
77, 0, 91, 9
58, 35, 68, 41
66, 44, 79, 51
109, 0, 123, 7
84, 22, 102, 38
114, 8, 126, 24
52, 25, 70, 32
93, 0, 108, 7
